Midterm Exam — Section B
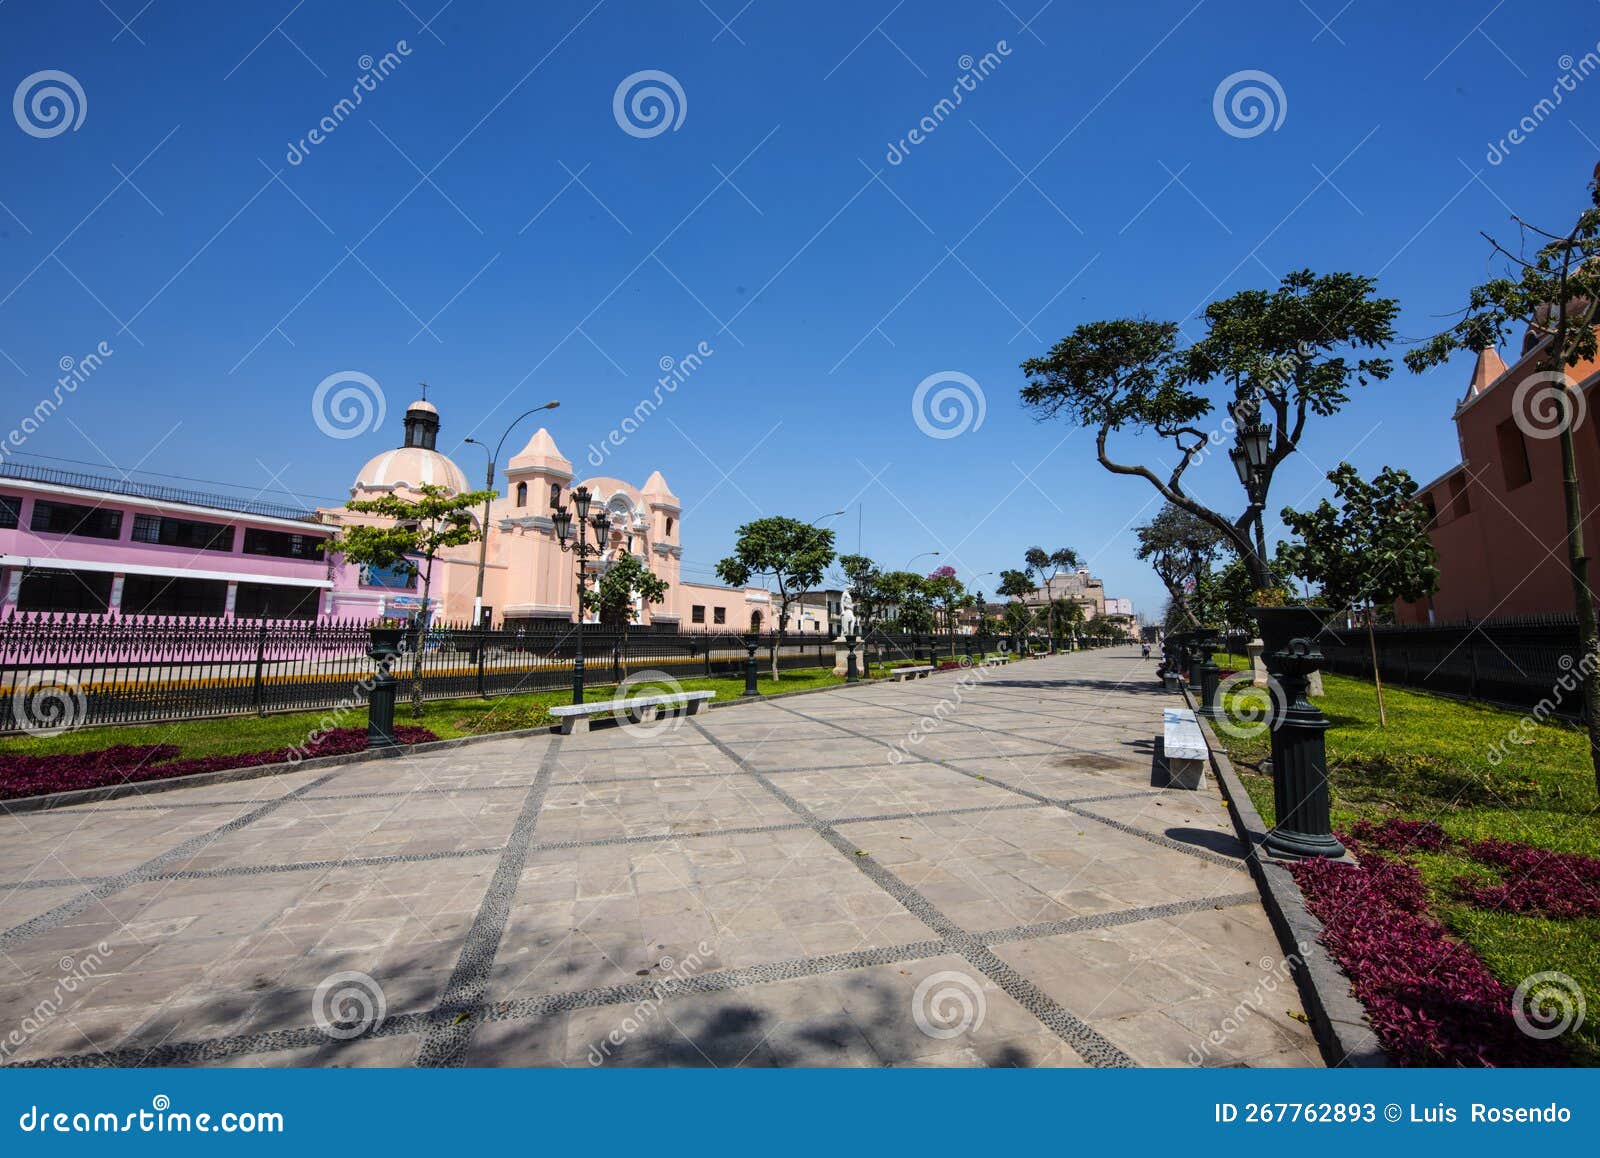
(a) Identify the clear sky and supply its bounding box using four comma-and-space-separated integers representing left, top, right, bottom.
1, 1, 1594, 616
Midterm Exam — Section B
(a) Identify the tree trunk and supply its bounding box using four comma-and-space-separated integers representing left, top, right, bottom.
1555, 413, 1600, 794
1366, 608, 1387, 728
411, 561, 432, 718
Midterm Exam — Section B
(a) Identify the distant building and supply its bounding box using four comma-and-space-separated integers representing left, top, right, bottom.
1104, 597, 1134, 617
1019, 568, 1107, 619
0, 397, 802, 629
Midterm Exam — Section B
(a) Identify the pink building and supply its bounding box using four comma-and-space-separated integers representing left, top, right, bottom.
0, 465, 336, 619
1, 397, 798, 631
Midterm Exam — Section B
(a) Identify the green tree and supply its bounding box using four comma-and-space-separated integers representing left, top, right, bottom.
1406, 170, 1600, 789
1135, 503, 1228, 628
924, 565, 970, 655
1020, 270, 1399, 589
1023, 546, 1081, 642
879, 570, 933, 632
838, 553, 888, 634
1002, 599, 1035, 646
1279, 463, 1439, 725
327, 483, 496, 717
582, 552, 670, 627
716, 516, 836, 678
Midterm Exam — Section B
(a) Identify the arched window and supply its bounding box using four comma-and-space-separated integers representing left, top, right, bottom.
549, 482, 560, 509
515, 482, 528, 508
749, 610, 763, 632
665, 516, 674, 537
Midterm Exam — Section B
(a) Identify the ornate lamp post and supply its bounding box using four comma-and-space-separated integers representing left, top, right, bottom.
1227, 404, 1343, 859
552, 485, 611, 705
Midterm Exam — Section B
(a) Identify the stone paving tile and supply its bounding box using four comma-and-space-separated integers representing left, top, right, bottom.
487, 829, 916, 1003
777, 764, 1024, 820
0, 648, 1323, 1069
991, 905, 1318, 1067
836, 808, 1248, 931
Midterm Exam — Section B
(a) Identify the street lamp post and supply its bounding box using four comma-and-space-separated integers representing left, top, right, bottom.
552, 485, 611, 706
463, 400, 560, 628
1228, 405, 1343, 859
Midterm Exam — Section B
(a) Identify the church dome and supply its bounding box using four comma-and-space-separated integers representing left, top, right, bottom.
351, 395, 468, 496
351, 446, 470, 497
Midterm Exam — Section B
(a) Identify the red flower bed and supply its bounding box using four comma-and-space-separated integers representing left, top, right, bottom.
1452, 839, 1600, 921
1291, 852, 1564, 1066
0, 726, 438, 800
1348, 817, 1451, 853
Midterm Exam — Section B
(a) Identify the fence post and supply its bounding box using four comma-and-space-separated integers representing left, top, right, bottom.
1468, 641, 1479, 700
252, 618, 268, 716
476, 620, 488, 700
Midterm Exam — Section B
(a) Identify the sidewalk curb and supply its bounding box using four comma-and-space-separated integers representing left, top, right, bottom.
1182, 689, 1389, 1069
0, 675, 887, 816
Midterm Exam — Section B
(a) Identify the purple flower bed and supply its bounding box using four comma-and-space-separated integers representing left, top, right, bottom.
1290, 852, 1565, 1066
0, 726, 438, 800
1452, 839, 1600, 921
1348, 817, 1452, 853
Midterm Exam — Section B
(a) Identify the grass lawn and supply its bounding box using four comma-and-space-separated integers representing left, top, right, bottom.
1216, 662, 1600, 1065
0, 666, 852, 762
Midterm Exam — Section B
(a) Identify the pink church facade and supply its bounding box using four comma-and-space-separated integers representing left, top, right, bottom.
0, 398, 797, 632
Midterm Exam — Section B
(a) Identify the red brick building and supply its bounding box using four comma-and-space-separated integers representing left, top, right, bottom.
1396, 322, 1600, 624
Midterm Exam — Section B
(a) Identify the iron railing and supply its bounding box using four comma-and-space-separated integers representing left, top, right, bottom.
0, 613, 1046, 733
1310, 615, 1586, 713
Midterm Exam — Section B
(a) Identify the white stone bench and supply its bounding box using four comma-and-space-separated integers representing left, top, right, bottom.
981, 655, 1009, 667
549, 690, 715, 735
1162, 707, 1209, 790
890, 665, 935, 682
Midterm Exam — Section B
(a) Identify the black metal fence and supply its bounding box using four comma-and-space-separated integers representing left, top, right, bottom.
1311, 615, 1585, 713
0, 613, 1049, 734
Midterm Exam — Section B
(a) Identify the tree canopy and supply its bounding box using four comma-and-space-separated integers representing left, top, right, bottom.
1279, 463, 1438, 618
1020, 269, 1399, 586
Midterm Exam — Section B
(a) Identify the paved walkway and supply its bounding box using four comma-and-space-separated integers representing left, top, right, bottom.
0, 648, 1320, 1068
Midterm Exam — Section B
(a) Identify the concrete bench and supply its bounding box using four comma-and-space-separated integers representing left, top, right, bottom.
549, 690, 715, 735
980, 655, 1009, 667
1161, 707, 1208, 790
890, 665, 935, 682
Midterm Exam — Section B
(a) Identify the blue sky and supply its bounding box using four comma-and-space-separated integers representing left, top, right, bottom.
0, 0, 1594, 615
